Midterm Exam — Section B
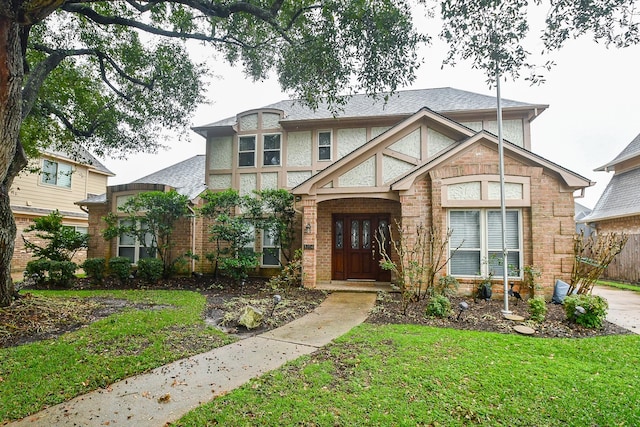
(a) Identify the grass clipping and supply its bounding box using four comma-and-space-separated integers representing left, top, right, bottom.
0, 294, 99, 347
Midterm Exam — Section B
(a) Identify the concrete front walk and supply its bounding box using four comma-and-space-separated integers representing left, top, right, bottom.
9, 292, 377, 427
592, 285, 640, 334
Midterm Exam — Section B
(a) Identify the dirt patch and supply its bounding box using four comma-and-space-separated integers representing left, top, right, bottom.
1, 276, 326, 348
366, 292, 633, 338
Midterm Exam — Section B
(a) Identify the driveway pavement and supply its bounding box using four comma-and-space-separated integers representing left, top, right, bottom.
8, 292, 377, 427
592, 285, 640, 334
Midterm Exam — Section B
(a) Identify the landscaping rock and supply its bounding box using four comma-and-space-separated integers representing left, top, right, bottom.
238, 306, 264, 329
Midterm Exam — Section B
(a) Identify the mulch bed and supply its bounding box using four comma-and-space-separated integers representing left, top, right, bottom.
366, 292, 633, 338
1, 276, 632, 348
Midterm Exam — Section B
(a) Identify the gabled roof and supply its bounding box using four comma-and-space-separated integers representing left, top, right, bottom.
194, 87, 547, 135
130, 155, 206, 201
43, 146, 114, 176
584, 167, 640, 222
391, 131, 593, 191
595, 132, 640, 172
292, 107, 475, 194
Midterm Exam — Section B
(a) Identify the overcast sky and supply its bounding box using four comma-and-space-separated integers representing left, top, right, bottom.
103, 9, 640, 209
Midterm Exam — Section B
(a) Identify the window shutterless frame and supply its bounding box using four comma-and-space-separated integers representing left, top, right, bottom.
318, 130, 332, 161
238, 135, 257, 167
448, 209, 522, 278
262, 134, 281, 166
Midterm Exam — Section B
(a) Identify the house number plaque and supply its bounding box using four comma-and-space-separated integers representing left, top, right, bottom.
304, 244, 314, 250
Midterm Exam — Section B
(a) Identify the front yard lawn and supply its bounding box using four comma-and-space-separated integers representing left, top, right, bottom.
175, 323, 640, 426
0, 290, 234, 421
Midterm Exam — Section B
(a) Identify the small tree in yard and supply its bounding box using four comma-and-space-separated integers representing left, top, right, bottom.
200, 189, 260, 283
103, 190, 190, 278
570, 231, 628, 295
22, 210, 88, 287
376, 221, 459, 315
254, 190, 297, 265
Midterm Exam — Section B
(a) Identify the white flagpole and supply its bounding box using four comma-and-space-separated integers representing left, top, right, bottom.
496, 69, 511, 315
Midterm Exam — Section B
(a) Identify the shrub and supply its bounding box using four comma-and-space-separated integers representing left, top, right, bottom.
435, 275, 459, 297
81, 258, 106, 284
108, 257, 132, 282
564, 294, 609, 329
25, 259, 77, 288
528, 296, 547, 323
137, 258, 164, 283
425, 294, 452, 318
268, 249, 302, 293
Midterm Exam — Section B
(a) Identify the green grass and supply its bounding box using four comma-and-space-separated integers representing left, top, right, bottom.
597, 280, 640, 293
0, 290, 235, 422
175, 324, 640, 426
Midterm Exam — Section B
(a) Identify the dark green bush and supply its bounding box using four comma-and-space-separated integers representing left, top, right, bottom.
564, 294, 609, 329
25, 259, 77, 288
528, 296, 547, 323
81, 258, 106, 284
435, 275, 460, 297
108, 257, 132, 282
137, 258, 164, 283
425, 294, 452, 318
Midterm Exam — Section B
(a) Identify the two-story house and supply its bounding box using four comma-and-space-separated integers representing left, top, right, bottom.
81, 87, 593, 296
11, 147, 113, 273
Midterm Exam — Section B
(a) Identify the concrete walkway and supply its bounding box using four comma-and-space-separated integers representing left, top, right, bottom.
592, 285, 640, 334
9, 292, 377, 427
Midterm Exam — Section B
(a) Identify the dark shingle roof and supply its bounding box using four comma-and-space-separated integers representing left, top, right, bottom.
130, 155, 206, 200
585, 167, 640, 221
196, 87, 546, 130
595, 132, 640, 171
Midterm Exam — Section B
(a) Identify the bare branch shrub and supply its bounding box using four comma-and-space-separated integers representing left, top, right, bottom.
570, 231, 628, 294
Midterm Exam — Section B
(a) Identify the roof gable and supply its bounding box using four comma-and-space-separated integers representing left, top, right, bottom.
392, 131, 593, 192
292, 108, 475, 196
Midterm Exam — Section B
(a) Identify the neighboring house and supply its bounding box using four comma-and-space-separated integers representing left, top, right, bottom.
10, 147, 113, 273
582, 133, 640, 283
80, 87, 593, 296
575, 202, 593, 236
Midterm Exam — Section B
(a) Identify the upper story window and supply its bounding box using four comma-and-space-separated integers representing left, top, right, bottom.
318, 131, 332, 161
263, 134, 281, 166
41, 159, 72, 188
239, 136, 256, 167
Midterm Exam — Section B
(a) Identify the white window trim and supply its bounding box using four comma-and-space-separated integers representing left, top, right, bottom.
117, 219, 155, 264
261, 228, 281, 267
318, 130, 332, 162
238, 135, 257, 168
41, 159, 73, 188
448, 208, 523, 279
262, 133, 282, 167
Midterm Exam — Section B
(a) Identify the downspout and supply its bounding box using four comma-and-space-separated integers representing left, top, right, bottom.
187, 204, 196, 273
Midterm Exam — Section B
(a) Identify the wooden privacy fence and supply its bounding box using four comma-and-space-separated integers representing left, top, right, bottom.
602, 233, 640, 284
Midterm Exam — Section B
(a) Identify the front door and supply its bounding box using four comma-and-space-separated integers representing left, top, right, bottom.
332, 214, 390, 281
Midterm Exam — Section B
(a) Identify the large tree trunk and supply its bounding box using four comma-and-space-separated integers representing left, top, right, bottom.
0, 17, 26, 307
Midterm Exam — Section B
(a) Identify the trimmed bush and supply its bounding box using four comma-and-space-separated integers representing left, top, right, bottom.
528, 296, 547, 323
425, 294, 452, 318
108, 257, 132, 282
564, 294, 609, 329
25, 259, 77, 288
137, 258, 164, 283
81, 258, 106, 284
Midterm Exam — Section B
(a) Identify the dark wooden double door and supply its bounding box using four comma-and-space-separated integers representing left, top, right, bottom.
332, 214, 391, 281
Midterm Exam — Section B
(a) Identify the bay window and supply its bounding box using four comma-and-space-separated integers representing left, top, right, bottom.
449, 209, 521, 278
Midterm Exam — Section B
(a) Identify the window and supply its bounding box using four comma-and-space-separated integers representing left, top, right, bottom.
262, 228, 280, 266
239, 136, 256, 167
318, 131, 332, 161
117, 219, 155, 263
41, 159, 72, 188
241, 225, 256, 257
263, 134, 281, 166
449, 209, 521, 278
